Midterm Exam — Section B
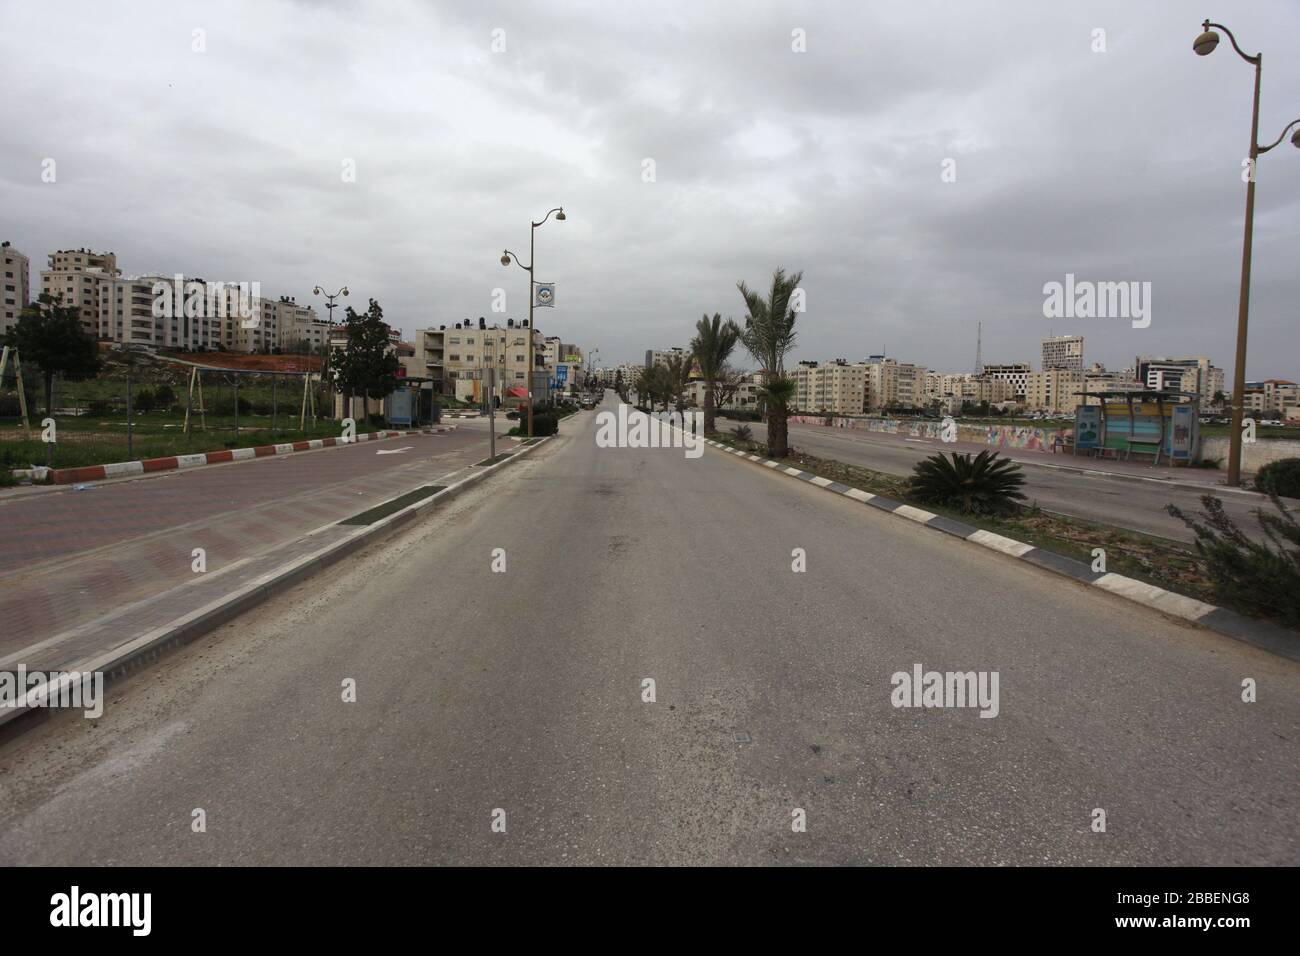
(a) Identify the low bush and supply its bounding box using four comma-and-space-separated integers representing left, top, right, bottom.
532, 412, 559, 437
1168, 494, 1300, 628
1255, 458, 1300, 499
908, 449, 1027, 515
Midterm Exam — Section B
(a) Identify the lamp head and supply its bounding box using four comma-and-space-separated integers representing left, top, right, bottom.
555, 208, 566, 221
313, 286, 322, 296
1292, 129, 1300, 149
501, 252, 511, 267
1193, 29, 1219, 56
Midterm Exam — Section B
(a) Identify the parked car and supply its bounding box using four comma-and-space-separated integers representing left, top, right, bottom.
506, 410, 520, 420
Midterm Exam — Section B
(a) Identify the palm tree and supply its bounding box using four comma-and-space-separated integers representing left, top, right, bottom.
634, 366, 653, 409
737, 267, 803, 457
660, 353, 691, 411
690, 313, 740, 434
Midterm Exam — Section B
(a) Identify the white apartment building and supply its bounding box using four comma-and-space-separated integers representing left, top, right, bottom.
275, 297, 326, 352
41, 248, 119, 335
1245, 380, 1299, 417
1041, 335, 1084, 371
645, 347, 687, 370
793, 360, 868, 415
2, 241, 30, 336
865, 359, 927, 410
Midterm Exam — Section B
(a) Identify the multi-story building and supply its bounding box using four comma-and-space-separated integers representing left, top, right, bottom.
275, 297, 326, 353
645, 347, 687, 370
2, 241, 30, 336
40, 248, 119, 335
1133, 356, 1223, 401
1041, 335, 1084, 371
865, 359, 927, 410
980, 363, 1032, 400
682, 373, 761, 411
417, 318, 544, 403
793, 360, 868, 415
1245, 380, 1299, 418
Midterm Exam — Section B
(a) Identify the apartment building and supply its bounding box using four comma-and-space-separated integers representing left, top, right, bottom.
275, 297, 327, 353
682, 373, 761, 410
793, 360, 868, 415
418, 318, 543, 403
645, 347, 687, 370
865, 358, 927, 410
1133, 356, 1224, 400
2, 241, 30, 336
1244, 380, 1299, 418
40, 248, 119, 335
980, 363, 1032, 400
1041, 335, 1084, 371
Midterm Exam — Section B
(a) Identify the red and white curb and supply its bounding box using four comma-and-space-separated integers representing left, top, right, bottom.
705, 436, 1299, 661
17, 426, 460, 486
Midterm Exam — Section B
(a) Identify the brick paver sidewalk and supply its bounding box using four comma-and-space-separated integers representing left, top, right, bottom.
0, 430, 500, 659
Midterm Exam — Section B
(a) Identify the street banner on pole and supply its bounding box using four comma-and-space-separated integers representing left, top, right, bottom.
533, 282, 555, 308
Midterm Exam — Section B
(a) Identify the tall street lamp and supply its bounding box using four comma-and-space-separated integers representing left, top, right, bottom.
1193, 19, 1300, 486
501, 205, 565, 438
313, 285, 349, 422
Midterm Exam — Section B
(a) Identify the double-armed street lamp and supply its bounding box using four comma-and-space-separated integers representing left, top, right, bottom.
1193, 20, 1300, 486
501, 206, 566, 437
313, 285, 349, 421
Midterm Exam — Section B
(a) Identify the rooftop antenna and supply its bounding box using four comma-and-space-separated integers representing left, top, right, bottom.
975, 321, 983, 375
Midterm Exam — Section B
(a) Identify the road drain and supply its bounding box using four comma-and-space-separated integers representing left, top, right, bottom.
339, 485, 445, 525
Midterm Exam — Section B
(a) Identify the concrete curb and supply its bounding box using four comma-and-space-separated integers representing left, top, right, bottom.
704, 437, 1299, 662
0, 435, 549, 736
11, 427, 461, 486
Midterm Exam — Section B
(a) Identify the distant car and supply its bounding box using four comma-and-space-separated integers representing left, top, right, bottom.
506, 410, 520, 420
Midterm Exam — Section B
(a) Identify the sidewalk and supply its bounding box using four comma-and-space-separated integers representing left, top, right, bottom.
0, 429, 497, 657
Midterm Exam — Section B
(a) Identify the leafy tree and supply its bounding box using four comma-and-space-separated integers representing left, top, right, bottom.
713, 365, 747, 412
690, 313, 741, 434
332, 298, 401, 421
737, 268, 802, 457
133, 387, 156, 412
3, 294, 102, 416
154, 383, 177, 409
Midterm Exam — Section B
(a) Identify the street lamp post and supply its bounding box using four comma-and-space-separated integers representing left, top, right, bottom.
1193, 20, 1300, 486
313, 285, 349, 423
501, 206, 565, 438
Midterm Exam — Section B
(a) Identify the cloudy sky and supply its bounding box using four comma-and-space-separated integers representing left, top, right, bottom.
2, 0, 1297, 376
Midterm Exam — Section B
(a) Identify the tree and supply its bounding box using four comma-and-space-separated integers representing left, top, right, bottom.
690, 313, 741, 434
713, 365, 746, 412
660, 352, 691, 411
3, 294, 102, 416
737, 268, 802, 456
331, 298, 401, 422
614, 368, 627, 403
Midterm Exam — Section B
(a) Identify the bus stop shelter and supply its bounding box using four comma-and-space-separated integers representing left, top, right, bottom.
1071, 389, 1201, 466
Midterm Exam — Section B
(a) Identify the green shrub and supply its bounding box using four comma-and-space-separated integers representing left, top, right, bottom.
1167, 495, 1300, 627
532, 412, 558, 437
133, 387, 156, 412
731, 424, 753, 442
908, 449, 1026, 515
86, 398, 112, 415
1255, 458, 1300, 499
210, 396, 252, 416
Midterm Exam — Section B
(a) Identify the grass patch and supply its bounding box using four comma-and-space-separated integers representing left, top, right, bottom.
0, 415, 385, 471
474, 453, 513, 466
338, 485, 445, 525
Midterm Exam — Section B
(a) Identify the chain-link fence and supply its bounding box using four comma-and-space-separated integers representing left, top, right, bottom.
0, 355, 376, 474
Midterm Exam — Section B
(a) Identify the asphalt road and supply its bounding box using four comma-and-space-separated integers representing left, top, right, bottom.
1, 396, 1296, 865
722, 416, 1277, 544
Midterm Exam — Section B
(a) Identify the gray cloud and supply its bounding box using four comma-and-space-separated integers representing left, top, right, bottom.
1, 0, 1297, 376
